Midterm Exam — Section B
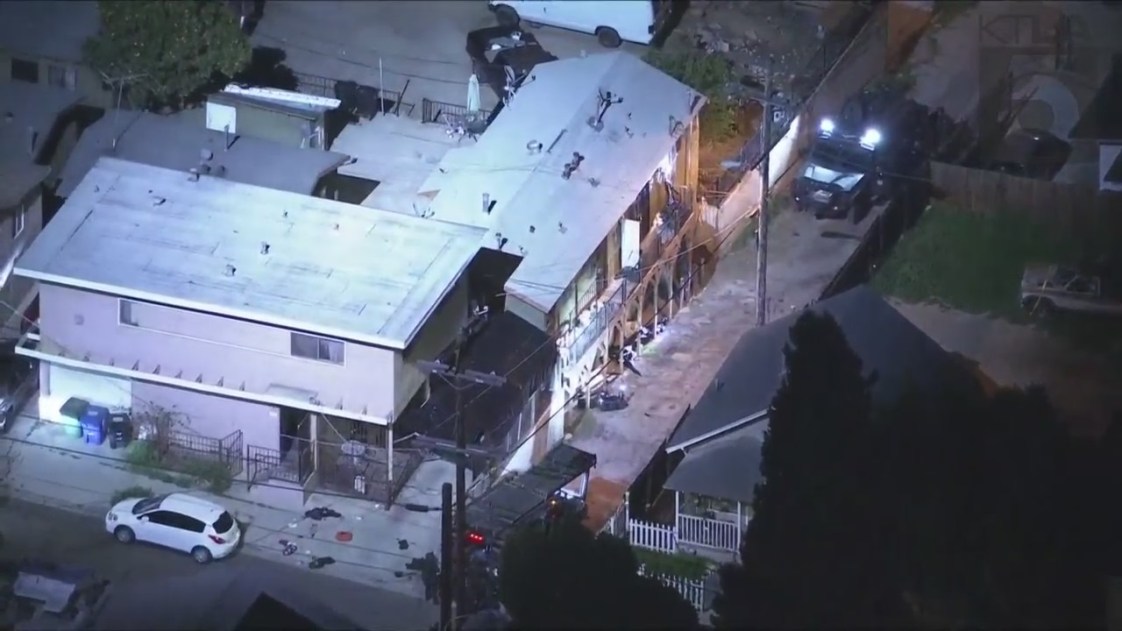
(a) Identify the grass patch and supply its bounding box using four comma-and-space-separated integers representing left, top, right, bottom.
110, 485, 154, 505
634, 547, 714, 581
873, 203, 1122, 358
123, 441, 233, 494
873, 203, 1078, 318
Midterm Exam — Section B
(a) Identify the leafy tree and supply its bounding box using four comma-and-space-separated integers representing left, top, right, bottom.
644, 50, 739, 143
500, 516, 698, 629
712, 311, 898, 629
84, 0, 251, 110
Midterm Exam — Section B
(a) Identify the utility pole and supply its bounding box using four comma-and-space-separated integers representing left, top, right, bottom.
418, 339, 505, 627
755, 56, 774, 327
439, 482, 453, 630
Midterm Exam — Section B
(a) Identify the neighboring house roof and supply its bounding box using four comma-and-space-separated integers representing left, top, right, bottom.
0, 82, 84, 207
333, 115, 462, 214
1070, 55, 1122, 141
1105, 148, 1122, 184
57, 111, 350, 198
92, 565, 365, 631
15, 157, 487, 350
0, 0, 99, 64
664, 419, 767, 504
416, 51, 704, 313
667, 286, 975, 452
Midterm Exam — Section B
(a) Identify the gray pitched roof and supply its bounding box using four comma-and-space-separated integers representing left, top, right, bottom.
664, 420, 767, 504
0, 82, 83, 206
58, 111, 350, 198
667, 286, 966, 451
0, 1, 99, 63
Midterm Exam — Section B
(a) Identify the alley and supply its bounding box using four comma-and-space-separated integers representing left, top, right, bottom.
0, 498, 437, 631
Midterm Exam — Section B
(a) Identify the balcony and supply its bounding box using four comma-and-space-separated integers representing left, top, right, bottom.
562, 278, 629, 366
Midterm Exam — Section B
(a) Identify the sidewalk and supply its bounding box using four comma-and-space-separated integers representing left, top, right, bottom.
1, 412, 443, 617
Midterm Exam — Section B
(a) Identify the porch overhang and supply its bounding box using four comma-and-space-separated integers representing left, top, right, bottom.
16, 332, 391, 426
664, 423, 766, 504
466, 443, 597, 542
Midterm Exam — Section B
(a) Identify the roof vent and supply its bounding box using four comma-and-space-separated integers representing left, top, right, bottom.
526, 140, 543, 154
200, 148, 214, 161
587, 89, 623, 132
260, 242, 271, 255
561, 152, 585, 180
188, 168, 200, 182
224, 264, 237, 277
482, 193, 496, 214
26, 127, 38, 157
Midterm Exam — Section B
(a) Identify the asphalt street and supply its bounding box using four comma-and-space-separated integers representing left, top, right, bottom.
0, 498, 438, 631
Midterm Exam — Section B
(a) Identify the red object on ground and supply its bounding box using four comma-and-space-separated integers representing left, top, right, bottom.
335, 531, 353, 542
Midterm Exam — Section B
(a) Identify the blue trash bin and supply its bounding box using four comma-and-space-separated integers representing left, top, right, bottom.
80, 406, 110, 446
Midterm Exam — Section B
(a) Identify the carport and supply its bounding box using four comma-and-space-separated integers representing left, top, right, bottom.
466, 443, 597, 544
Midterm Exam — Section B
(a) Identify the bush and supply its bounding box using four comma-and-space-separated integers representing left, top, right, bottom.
645, 49, 739, 143
633, 547, 713, 581
110, 485, 154, 505
123, 441, 233, 494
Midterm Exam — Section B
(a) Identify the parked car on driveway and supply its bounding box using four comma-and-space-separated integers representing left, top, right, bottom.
0, 338, 36, 434
106, 493, 241, 563
1020, 263, 1122, 317
466, 26, 557, 105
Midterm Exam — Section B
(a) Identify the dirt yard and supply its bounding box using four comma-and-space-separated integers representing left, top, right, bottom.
892, 301, 1122, 437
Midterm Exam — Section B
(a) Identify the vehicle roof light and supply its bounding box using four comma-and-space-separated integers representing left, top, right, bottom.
819, 118, 835, 135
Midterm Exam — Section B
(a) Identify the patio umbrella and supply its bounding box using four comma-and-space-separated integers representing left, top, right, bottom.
467, 73, 481, 113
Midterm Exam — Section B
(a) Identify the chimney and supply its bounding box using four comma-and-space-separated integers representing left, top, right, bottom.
26, 127, 38, 157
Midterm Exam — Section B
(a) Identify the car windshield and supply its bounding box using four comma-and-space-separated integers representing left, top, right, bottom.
213, 511, 235, 533
810, 139, 873, 174
132, 494, 167, 514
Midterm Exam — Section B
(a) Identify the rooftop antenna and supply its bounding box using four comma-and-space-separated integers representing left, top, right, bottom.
587, 89, 623, 132
99, 71, 148, 150
224, 124, 233, 151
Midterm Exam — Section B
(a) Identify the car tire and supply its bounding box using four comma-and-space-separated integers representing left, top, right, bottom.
1023, 296, 1055, 317
114, 526, 135, 544
191, 546, 214, 564
494, 4, 519, 28
596, 27, 622, 48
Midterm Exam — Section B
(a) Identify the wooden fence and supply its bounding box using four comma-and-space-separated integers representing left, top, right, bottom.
929, 161, 1122, 242
628, 518, 677, 554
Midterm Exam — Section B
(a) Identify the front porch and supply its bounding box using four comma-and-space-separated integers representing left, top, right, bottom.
601, 491, 747, 564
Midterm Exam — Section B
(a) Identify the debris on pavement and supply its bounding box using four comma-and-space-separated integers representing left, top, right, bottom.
335, 531, 353, 543
397, 538, 409, 550
278, 539, 298, 556
304, 507, 342, 521
308, 556, 336, 570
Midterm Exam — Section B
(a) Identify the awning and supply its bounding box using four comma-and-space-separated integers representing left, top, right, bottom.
664, 422, 766, 504
466, 443, 597, 542
396, 311, 555, 447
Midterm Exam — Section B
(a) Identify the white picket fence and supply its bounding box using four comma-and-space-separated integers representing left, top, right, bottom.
676, 513, 743, 553
639, 565, 709, 612
628, 518, 677, 553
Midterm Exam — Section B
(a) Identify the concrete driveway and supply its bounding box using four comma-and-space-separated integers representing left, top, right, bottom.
251, 1, 646, 111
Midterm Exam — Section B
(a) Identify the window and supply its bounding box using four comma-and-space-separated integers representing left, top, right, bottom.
119, 299, 139, 326
290, 332, 344, 364
146, 510, 205, 532
213, 511, 235, 533
10, 58, 39, 83
11, 210, 25, 239
46, 64, 77, 90
132, 494, 167, 514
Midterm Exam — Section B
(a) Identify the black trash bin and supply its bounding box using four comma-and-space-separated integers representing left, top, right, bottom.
108, 413, 133, 450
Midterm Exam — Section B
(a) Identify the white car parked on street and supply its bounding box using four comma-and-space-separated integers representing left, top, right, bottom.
105, 492, 241, 563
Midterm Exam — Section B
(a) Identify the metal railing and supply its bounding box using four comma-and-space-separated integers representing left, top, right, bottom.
246, 440, 313, 487
565, 281, 628, 365
421, 97, 491, 125
292, 70, 414, 116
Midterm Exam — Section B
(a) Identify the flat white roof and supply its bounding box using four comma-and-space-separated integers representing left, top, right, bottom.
418, 52, 703, 312
16, 157, 486, 350
333, 115, 466, 214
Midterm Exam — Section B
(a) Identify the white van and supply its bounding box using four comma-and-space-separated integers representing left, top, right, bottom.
488, 0, 672, 48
